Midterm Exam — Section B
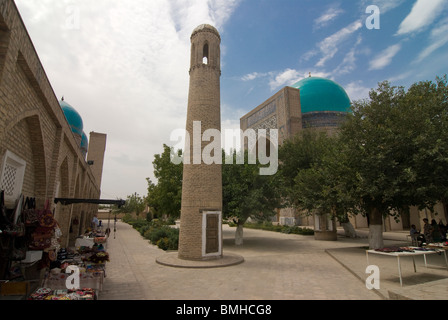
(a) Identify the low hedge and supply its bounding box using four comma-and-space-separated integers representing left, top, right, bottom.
124, 218, 179, 251
235, 222, 314, 235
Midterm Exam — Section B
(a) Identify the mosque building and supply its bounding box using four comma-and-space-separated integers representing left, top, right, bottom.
241, 74, 443, 234
0, 0, 107, 279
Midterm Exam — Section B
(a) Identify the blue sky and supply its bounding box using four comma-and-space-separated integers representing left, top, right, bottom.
221, 0, 448, 118
14, 0, 448, 199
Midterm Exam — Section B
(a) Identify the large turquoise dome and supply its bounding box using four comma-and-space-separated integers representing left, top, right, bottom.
60, 98, 84, 136
291, 77, 351, 114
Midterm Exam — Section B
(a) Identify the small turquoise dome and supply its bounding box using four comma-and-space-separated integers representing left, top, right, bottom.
291, 77, 351, 114
60, 98, 83, 136
81, 132, 88, 153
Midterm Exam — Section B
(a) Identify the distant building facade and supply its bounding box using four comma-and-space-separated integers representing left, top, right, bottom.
241, 75, 351, 228
241, 75, 448, 232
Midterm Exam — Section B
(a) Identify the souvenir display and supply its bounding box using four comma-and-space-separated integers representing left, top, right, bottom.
0, 191, 109, 300
41, 244, 109, 293
374, 246, 439, 253
23, 197, 37, 225
29, 287, 96, 300
36, 200, 56, 228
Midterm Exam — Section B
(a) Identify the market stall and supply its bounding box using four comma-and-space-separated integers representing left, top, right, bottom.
28, 287, 96, 300
75, 231, 108, 250
1, 195, 63, 298
44, 247, 108, 288
28, 245, 109, 300
1, 193, 112, 300
424, 242, 448, 269
366, 245, 448, 287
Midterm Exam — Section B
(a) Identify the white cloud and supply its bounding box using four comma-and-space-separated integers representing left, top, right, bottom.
387, 71, 414, 82
15, 0, 241, 198
332, 35, 363, 75
314, 7, 344, 30
300, 49, 318, 63
414, 18, 448, 62
344, 81, 371, 101
368, 43, 402, 70
360, 0, 406, 14
241, 72, 268, 81
267, 69, 332, 91
315, 20, 363, 67
396, 0, 446, 35
269, 69, 301, 91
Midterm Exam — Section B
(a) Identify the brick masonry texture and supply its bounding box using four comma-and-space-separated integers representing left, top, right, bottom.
178, 25, 223, 260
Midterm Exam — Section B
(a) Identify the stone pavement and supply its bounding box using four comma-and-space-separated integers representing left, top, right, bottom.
98, 221, 448, 300
327, 229, 448, 300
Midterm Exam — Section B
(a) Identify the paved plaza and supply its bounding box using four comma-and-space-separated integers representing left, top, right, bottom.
99, 221, 448, 301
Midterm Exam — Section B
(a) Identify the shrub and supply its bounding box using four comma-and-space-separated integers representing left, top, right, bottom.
122, 213, 133, 223
144, 225, 179, 251
242, 222, 314, 235
156, 236, 178, 251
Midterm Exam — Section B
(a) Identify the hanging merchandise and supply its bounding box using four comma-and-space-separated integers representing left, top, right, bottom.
37, 200, 56, 228
0, 190, 12, 232
23, 197, 38, 225
29, 226, 54, 250
3, 195, 25, 237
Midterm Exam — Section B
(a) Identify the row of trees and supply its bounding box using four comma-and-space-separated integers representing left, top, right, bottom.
137, 75, 447, 249
280, 76, 448, 248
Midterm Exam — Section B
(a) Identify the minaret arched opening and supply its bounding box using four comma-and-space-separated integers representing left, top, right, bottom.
202, 43, 209, 65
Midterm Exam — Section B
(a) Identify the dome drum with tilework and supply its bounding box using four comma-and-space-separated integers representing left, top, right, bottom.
291, 77, 351, 129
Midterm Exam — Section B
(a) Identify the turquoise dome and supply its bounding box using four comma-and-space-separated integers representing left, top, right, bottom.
60, 99, 83, 136
291, 77, 351, 114
81, 132, 88, 152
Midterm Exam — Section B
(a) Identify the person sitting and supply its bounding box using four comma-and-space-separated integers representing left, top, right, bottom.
431, 219, 442, 243
410, 224, 424, 246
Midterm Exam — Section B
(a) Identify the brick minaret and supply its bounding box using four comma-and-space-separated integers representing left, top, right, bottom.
178, 24, 223, 261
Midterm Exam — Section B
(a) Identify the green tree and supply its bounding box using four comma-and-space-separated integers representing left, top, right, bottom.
146, 144, 183, 220
120, 192, 146, 218
223, 150, 283, 245
279, 130, 337, 207
278, 130, 357, 237
340, 76, 448, 248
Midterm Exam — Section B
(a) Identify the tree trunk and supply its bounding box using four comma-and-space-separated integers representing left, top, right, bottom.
235, 224, 244, 246
368, 207, 384, 249
341, 222, 357, 238
338, 213, 357, 238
